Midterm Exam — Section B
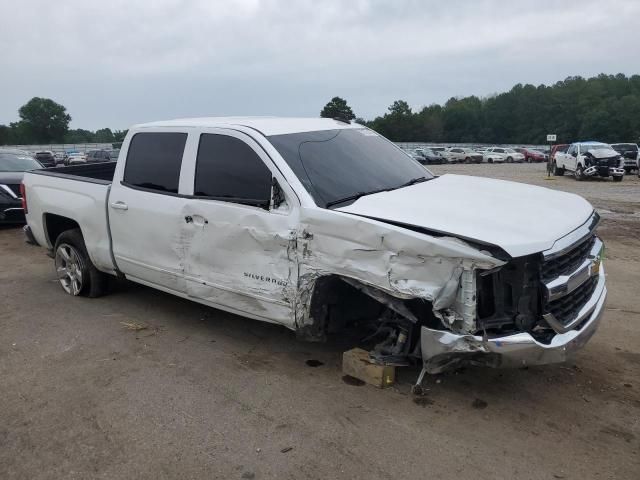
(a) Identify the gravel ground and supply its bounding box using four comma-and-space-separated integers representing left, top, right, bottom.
1, 164, 639, 479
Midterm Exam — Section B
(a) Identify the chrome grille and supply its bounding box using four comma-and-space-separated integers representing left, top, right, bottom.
541, 234, 596, 282
541, 214, 603, 333
545, 276, 598, 328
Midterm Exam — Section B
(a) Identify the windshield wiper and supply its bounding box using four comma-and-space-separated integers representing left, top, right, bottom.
325, 187, 392, 208
395, 176, 429, 188
325, 176, 431, 209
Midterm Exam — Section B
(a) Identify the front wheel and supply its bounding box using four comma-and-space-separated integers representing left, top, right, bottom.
613, 175, 623, 182
575, 165, 585, 181
54, 229, 108, 297
506, 156, 513, 163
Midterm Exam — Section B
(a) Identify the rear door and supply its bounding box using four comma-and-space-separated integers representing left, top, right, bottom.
181, 129, 299, 327
108, 130, 193, 293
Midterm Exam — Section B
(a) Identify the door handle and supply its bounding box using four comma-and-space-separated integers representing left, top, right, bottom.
185, 215, 208, 225
110, 201, 128, 211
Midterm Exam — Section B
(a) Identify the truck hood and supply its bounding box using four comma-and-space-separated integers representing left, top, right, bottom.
586, 147, 619, 159
337, 174, 594, 258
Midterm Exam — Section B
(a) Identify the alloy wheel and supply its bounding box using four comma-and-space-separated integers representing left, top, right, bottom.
55, 243, 85, 295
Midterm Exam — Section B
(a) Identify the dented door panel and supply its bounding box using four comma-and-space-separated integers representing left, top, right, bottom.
183, 200, 299, 327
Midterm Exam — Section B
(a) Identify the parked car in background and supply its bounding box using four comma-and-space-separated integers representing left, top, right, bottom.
86, 149, 120, 163
34, 151, 56, 168
486, 147, 524, 163
65, 153, 87, 165
516, 147, 547, 163
446, 147, 483, 163
482, 147, 507, 163
553, 142, 625, 181
414, 148, 445, 165
0, 149, 42, 223
610, 143, 639, 174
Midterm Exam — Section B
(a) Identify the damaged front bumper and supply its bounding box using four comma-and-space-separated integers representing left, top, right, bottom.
584, 165, 625, 177
420, 265, 607, 374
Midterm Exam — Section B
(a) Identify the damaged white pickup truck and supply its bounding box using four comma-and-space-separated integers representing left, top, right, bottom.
22, 117, 607, 384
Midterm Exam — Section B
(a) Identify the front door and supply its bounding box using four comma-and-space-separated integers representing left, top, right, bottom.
182, 130, 298, 327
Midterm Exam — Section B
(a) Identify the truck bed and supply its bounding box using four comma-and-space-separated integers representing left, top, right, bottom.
23, 161, 118, 274
32, 161, 117, 184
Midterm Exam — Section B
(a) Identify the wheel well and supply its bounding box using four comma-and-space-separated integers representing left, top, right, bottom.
299, 274, 439, 343
44, 214, 80, 247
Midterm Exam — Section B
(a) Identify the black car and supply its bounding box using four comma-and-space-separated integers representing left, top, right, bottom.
0, 150, 43, 224
34, 151, 56, 168
415, 148, 445, 165
86, 149, 120, 163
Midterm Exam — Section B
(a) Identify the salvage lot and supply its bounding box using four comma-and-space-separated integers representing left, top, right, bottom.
1, 164, 639, 479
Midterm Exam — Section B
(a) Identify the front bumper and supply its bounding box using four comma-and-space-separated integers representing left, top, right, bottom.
421, 264, 607, 374
584, 165, 625, 177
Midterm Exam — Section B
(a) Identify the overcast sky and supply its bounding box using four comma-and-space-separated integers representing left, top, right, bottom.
1, 0, 639, 130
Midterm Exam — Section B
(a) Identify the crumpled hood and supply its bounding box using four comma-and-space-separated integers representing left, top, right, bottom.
337, 174, 594, 258
586, 147, 619, 159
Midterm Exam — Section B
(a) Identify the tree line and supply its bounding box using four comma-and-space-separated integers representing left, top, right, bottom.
3, 73, 638, 147
322, 73, 640, 144
0, 97, 127, 146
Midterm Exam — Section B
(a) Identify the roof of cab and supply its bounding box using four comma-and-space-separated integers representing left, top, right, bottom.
134, 117, 362, 136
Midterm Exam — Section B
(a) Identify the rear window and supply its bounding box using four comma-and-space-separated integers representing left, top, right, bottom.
123, 132, 187, 193
194, 134, 272, 208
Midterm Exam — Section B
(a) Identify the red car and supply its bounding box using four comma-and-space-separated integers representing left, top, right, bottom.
516, 147, 548, 163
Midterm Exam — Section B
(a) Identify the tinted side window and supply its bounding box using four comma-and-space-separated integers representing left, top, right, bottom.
123, 132, 187, 193
194, 134, 272, 207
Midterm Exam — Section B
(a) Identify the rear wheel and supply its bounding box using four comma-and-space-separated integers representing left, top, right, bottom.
54, 229, 108, 297
488, 158, 493, 164
552, 162, 564, 176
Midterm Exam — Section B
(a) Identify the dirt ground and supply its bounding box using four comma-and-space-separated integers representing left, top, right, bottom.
1, 164, 639, 479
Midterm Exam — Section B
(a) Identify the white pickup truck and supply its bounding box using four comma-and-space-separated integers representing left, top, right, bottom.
552, 141, 625, 181
22, 117, 607, 384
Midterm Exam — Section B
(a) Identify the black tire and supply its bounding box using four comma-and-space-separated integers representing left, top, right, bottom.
488, 158, 493, 164
465, 157, 471, 164
624, 167, 631, 174
54, 228, 108, 297
613, 175, 623, 182
575, 165, 585, 181
507, 156, 513, 163
552, 162, 564, 176
527, 157, 532, 163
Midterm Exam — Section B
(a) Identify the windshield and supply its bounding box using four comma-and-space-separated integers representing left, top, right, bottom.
268, 129, 432, 208
581, 143, 610, 151
0, 153, 42, 171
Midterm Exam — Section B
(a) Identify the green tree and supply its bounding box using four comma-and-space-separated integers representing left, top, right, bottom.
320, 97, 356, 121
94, 128, 115, 143
18, 97, 71, 143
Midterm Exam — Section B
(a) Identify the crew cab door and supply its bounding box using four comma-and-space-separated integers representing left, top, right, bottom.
565, 144, 578, 171
180, 129, 298, 327
108, 130, 193, 293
